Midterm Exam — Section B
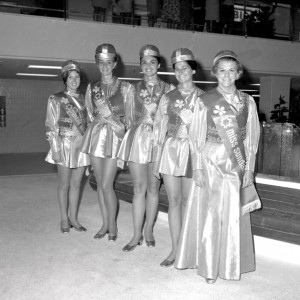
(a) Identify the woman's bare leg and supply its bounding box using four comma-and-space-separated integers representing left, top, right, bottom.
68, 166, 86, 227
126, 162, 148, 245
161, 175, 183, 263
100, 158, 118, 236
90, 155, 108, 235
144, 162, 160, 241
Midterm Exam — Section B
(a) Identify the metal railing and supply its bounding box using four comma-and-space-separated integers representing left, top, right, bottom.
0, 1, 299, 42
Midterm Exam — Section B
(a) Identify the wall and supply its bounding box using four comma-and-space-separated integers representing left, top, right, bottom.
0, 79, 63, 153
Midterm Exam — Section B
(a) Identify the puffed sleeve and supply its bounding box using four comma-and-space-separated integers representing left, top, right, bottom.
244, 95, 260, 172
189, 98, 207, 170
152, 94, 169, 162
45, 95, 60, 153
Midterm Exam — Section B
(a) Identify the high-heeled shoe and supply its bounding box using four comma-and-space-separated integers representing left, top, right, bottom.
108, 229, 118, 242
94, 230, 108, 239
145, 239, 156, 247
122, 235, 143, 252
68, 220, 87, 232
60, 220, 70, 234
206, 278, 216, 284
160, 258, 175, 268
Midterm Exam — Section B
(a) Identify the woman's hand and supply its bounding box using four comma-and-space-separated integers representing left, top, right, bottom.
193, 169, 205, 188
242, 170, 254, 188
52, 151, 61, 163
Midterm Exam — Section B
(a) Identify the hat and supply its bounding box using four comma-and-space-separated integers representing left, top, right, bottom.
61, 60, 81, 74
213, 50, 239, 66
139, 45, 160, 59
95, 44, 117, 60
171, 48, 194, 65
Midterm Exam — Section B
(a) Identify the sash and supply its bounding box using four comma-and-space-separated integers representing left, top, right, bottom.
91, 79, 125, 139
203, 89, 261, 214
134, 79, 168, 125
208, 92, 246, 179
91, 78, 125, 118
167, 88, 199, 136
58, 92, 86, 136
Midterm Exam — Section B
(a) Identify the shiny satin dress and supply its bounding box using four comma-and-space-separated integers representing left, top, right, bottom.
45, 90, 90, 168
81, 77, 131, 159
118, 79, 174, 164
153, 87, 204, 177
175, 88, 260, 281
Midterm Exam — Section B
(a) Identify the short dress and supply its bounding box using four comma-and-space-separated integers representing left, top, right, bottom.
153, 87, 204, 177
117, 79, 174, 164
45, 90, 90, 168
81, 77, 131, 159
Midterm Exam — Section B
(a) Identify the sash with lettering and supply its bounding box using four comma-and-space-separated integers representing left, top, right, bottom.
91, 78, 125, 140
202, 88, 261, 215
57, 91, 87, 136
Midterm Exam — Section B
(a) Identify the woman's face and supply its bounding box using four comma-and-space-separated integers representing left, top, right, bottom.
66, 70, 80, 93
174, 61, 194, 84
140, 56, 160, 78
215, 59, 239, 91
97, 58, 116, 77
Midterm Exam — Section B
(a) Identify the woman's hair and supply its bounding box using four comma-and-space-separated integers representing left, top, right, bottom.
211, 57, 243, 78
62, 69, 81, 85
140, 55, 161, 65
173, 60, 197, 71
96, 56, 118, 64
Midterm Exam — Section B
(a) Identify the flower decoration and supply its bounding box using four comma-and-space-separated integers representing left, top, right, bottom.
61, 97, 69, 104
140, 89, 149, 98
213, 105, 226, 116
93, 86, 100, 93
175, 99, 184, 109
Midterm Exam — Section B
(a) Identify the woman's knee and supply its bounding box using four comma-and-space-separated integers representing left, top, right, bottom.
133, 181, 147, 195
168, 196, 181, 209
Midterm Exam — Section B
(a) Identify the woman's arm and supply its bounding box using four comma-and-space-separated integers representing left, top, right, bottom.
189, 99, 207, 187
243, 95, 260, 187
45, 95, 61, 161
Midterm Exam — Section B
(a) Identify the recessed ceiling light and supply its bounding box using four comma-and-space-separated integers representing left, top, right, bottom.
157, 71, 175, 75
17, 73, 58, 77
240, 89, 259, 92
28, 65, 61, 70
118, 77, 141, 81
250, 83, 260, 86
193, 81, 217, 84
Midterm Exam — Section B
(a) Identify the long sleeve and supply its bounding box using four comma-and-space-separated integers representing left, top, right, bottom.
45, 95, 60, 153
123, 83, 135, 129
152, 94, 169, 162
189, 99, 207, 170
84, 84, 94, 124
244, 96, 260, 172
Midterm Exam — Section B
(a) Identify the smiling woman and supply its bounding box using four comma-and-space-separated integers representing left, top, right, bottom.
175, 50, 261, 284
45, 60, 90, 234
152, 48, 204, 267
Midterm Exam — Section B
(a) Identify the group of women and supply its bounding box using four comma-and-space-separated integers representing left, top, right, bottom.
45, 43, 260, 284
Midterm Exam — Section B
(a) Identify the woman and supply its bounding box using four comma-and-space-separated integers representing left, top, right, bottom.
81, 44, 131, 241
175, 50, 261, 283
118, 45, 174, 252
45, 60, 90, 233
152, 48, 204, 267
